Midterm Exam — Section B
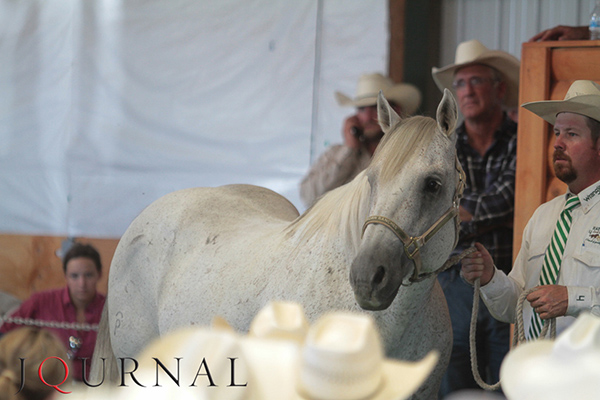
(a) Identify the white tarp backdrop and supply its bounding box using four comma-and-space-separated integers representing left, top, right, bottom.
0, 0, 388, 238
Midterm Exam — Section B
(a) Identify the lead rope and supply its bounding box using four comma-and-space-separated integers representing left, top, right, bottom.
468, 260, 556, 391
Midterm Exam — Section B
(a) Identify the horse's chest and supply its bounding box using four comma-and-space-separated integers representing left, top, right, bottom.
161, 248, 355, 328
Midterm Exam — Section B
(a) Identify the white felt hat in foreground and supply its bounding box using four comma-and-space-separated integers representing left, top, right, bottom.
500, 312, 600, 400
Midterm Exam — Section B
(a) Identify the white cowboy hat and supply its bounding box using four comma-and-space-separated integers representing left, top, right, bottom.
500, 313, 600, 400
521, 80, 600, 125
296, 312, 439, 400
70, 327, 300, 400
78, 304, 438, 400
249, 301, 309, 343
335, 72, 422, 115
129, 327, 300, 400
431, 39, 521, 108
211, 315, 235, 331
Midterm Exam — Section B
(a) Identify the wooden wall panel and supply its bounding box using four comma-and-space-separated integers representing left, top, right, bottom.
0, 235, 64, 300
551, 48, 600, 81
0, 234, 118, 301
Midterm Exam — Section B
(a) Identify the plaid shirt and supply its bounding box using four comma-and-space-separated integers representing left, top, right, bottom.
454, 114, 517, 274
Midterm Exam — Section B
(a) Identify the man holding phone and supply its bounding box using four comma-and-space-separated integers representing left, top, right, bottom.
299, 72, 421, 207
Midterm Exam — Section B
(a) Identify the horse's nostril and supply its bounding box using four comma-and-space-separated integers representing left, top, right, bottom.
372, 265, 386, 286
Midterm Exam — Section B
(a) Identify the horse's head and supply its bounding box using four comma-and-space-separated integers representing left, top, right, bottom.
350, 89, 462, 311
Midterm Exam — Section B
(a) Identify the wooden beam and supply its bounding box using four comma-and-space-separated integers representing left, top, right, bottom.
514, 44, 551, 259
388, 0, 406, 82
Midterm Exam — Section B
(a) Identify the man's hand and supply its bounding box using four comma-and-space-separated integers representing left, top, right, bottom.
526, 285, 568, 320
528, 25, 589, 42
460, 242, 495, 286
459, 205, 473, 222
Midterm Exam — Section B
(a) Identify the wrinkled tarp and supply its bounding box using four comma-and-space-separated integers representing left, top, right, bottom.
0, 0, 387, 237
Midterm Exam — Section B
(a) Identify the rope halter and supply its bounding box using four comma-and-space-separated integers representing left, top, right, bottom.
361, 155, 466, 283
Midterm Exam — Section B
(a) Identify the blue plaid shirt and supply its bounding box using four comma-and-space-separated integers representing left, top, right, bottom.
454, 114, 517, 274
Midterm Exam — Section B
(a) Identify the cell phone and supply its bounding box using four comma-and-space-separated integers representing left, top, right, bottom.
351, 126, 365, 142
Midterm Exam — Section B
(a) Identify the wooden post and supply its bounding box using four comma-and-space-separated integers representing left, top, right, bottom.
388, 0, 406, 83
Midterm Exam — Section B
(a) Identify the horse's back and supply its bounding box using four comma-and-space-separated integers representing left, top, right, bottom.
116, 184, 299, 261
220, 184, 300, 221
139, 184, 299, 226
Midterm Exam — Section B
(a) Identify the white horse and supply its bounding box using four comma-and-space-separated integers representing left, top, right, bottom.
92, 90, 461, 399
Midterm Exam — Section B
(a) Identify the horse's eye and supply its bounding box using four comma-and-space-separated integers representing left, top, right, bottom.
425, 179, 441, 193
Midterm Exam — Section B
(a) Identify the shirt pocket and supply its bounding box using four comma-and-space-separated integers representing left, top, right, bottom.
574, 245, 600, 268
581, 226, 600, 261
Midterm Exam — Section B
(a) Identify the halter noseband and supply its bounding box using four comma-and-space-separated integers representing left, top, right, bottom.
361, 156, 466, 284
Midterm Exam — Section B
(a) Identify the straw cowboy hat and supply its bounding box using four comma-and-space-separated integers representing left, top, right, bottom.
249, 301, 309, 343
83, 303, 438, 400
296, 312, 439, 400
335, 72, 422, 115
70, 327, 301, 400
133, 327, 300, 400
500, 313, 600, 400
521, 80, 600, 125
212, 301, 309, 342
248, 302, 438, 400
431, 39, 520, 108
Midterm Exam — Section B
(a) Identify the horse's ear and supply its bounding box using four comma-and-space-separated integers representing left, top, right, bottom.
377, 91, 401, 134
436, 89, 458, 137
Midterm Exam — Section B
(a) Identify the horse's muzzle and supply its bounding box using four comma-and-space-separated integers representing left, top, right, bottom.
349, 250, 405, 311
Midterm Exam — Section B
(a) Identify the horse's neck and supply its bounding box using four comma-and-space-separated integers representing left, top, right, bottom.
285, 174, 371, 256
377, 276, 440, 351
397, 276, 437, 306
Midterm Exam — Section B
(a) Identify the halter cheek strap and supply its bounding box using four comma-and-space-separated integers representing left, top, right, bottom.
361, 156, 465, 284
362, 205, 459, 283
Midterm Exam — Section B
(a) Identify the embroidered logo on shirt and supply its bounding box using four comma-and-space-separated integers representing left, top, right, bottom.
585, 226, 600, 246
577, 295, 586, 301
583, 185, 600, 202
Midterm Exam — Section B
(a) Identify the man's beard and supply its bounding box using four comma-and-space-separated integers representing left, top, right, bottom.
553, 149, 577, 183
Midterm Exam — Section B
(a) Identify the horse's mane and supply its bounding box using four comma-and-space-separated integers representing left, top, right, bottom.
285, 172, 371, 248
285, 115, 439, 248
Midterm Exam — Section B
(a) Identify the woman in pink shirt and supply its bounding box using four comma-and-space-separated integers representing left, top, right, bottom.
0, 243, 105, 382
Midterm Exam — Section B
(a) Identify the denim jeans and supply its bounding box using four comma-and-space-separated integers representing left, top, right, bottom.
437, 266, 510, 399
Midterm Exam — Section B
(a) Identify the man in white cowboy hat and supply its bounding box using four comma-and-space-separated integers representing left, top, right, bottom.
431, 39, 520, 397
462, 80, 600, 347
299, 72, 421, 207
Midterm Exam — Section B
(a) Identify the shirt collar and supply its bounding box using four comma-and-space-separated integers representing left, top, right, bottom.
456, 112, 516, 146
60, 286, 104, 311
60, 286, 72, 307
88, 291, 105, 309
568, 178, 600, 214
